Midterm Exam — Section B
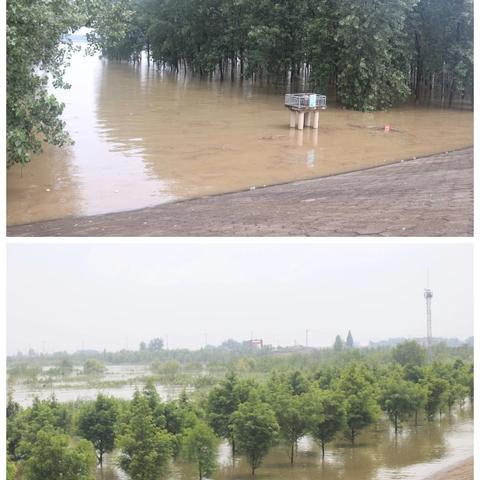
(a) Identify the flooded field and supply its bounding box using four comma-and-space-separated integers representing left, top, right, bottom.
11, 382, 190, 407
7, 46, 473, 225
9, 364, 193, 407
99, 408, 472, 480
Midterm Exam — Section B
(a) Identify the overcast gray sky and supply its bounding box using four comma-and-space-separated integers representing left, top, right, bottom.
7, 243, 473, 354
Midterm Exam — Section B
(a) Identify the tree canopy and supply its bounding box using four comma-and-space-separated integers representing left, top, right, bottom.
6, 0, 84, 166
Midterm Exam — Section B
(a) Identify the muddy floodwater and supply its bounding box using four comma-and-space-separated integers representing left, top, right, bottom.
12, 382, 190, 407
7, 46, 473, 225
10, 364, 192, 407
98, 408, 472, 480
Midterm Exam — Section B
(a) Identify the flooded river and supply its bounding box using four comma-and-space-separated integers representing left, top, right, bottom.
7, 46, 473, 225
98, 408, 472, 480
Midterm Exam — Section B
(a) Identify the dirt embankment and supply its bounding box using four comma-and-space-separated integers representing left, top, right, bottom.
7, 148, 473, 237
423, 457, 473, 480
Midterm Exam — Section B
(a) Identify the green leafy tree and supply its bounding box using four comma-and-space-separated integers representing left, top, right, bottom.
333, 0, 415, 110
306, 388, 345, 458
148, 338, 164, 351
393, 341, 426, 367
206, 371, 253, 455
6, 0, 84, 166
6, 458, 16, 480
83, 359, 106, 376
10, 396, 71, 460
422, 372, 449, 420
118, 393, 173, 480
232, 400, 279, 476
409, 0, 473, 106
24, 428, 96, 480
182, 421, 219, 479
338, 365, 380, 444
410, 382, 428, 425
270, 389, 308, 464
379, 377, 417, 433
77, 394, 118, 467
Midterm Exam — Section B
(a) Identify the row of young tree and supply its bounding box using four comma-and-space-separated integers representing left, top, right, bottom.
7, 343, 473, 479
7, 0, 473, 166
87, 0, 473, 111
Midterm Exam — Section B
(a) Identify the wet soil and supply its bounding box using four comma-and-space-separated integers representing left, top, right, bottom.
7, 148, 473, 237
423, 457, 473, 480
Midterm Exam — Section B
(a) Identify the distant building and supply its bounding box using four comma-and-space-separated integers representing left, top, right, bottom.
248, 339, 263, 349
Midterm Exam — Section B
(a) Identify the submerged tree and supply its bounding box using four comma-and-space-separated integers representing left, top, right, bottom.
182, 421, 219, 479
270, 388, 309, 464
118, 393, 173, 480
206, 371, 253, 456
307, 388, 345, 459
379, 377, 417, 433
333, 0, 415, 110
24, 428, 96, 480
77, 394, 118, 467
232, 400, 279, 476
338, 365, 380, 444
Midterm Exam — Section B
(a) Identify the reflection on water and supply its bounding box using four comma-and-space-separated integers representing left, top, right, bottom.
97, 408, 472, 480
7, 46, 473, 225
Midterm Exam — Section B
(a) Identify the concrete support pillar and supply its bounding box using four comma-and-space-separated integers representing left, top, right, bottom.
296, 131, 304, 147
289, 110, 296, 128
297, 111, 305, 130
305, 112, 311, 127
313, 111, 320, 129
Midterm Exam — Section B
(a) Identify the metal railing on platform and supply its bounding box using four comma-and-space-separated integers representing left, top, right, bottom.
284, 93, 327, 109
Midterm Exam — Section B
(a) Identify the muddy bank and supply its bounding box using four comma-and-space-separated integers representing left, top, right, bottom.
423, 457, 473, 480
7, 148, 473, 237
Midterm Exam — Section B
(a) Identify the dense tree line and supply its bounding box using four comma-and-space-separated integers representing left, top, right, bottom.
8, 336, 473, 384
6, 0, 473, 166
87, 0, 473, 111
7, 341, 473, 479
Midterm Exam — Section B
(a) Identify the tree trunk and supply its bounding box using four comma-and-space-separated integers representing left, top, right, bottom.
321, 440, 325, 459
219, 58, 224, 81
414, 31, 423, 102
231, 55, 235, 80
394, 414, 398, 434
240, 50, 245, 78
290, 442, 294, 464
449, 78, 456, 107
351, 429, 355, 445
